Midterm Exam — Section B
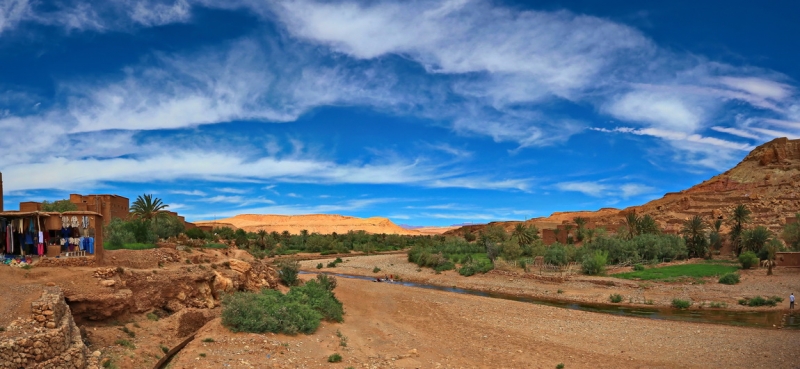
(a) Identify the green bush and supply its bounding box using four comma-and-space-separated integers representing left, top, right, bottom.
671, 299, 691, 309
372, 266, 381, 273
277, 259, 300, 286
544, 244, 568, 266
556, 364, 565, 369
581, 250, 608, 275
222, 280, 343, 335
457, 259, 494, 276
738, 296, 782, 307
609, 294, 623, 303
718, 273, 740, 285
434, 261, 455, 272
738, 251, 759, 269
202, 243, 228, 249
146, 313, 159, 321
328, 353, 342, 363
633, 264, 645, 271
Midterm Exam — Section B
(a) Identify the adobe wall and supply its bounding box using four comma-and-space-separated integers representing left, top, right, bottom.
69, 195, 128, 225
19, 202, 43, 212
0, 288, 100, 369
775, 252, 800, 267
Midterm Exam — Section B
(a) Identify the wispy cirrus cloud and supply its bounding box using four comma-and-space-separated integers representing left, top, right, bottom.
555, 180, 656, 199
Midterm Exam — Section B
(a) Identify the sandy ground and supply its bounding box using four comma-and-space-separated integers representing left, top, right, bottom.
169, 273, 799, 369
299, 254, 800, 311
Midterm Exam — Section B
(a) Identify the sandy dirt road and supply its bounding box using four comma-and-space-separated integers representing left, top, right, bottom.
170, 274, 799, 369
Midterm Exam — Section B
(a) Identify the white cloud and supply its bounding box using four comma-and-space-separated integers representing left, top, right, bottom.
0, 0, 31, 34
214, 187, 248, 194
170, 190, 206, 196
556, 180, 656, 199
555, 181, 609, 197
710, 126, 762, 140
718, 77, 793, 101
604, 91, 708, 132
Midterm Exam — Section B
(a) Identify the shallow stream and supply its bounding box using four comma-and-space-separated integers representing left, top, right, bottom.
302, 271, 800, 330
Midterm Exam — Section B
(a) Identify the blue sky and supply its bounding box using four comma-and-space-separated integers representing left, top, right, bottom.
1, 0, 798, 226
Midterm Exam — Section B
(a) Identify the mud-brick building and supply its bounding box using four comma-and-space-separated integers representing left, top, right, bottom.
68, 194, 129, 225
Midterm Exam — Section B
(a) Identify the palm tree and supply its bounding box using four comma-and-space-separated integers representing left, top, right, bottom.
730, 204, 752, 256
512, 224, 534, 248
623, 212, 640, 240
130, 194, 169, 221
257, 230, 268, 250
573, 217, 588, 241
682, 215, 708, 258
764, 239, 781, 276
742, 226, 771, 254
709, 219, 723, 255
638, 215, 660, 235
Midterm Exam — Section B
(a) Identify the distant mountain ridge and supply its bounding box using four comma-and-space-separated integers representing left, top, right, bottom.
194, 214, 453, 235
446, 137, 800, 237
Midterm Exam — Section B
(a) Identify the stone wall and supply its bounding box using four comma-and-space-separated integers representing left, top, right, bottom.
775, 252, 800, 267
35, 257, 96, 268
0, 288, 96, 369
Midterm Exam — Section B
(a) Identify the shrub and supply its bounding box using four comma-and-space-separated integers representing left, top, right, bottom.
316, 263, 323, 269
202, 338, 215, 343
556, 364, 565, 369
277, 259, 300, 286
709, 302, 727, 308
739, 296, 782, 307
222, 279, 343, 335
202, 243, 228, 249
327, 262, 337, 268
160, 345, 169, 354
328, 353, 343, 363
738, 251, 759, 269
372, 266, 381, 273
315, 274, 337, 291
458, 259, 494, 276
718, 273, 740, 285
146, 313, 159, 321
633, 264, 645, 271
114, 339, 135, 349
544, 244, 568, 266
434, 261, 455, 272
581, 250, 608, 275
671, 299, 691, 309
609, 294, 623, 303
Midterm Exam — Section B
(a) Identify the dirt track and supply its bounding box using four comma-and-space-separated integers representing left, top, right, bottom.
170, 273, 798, 368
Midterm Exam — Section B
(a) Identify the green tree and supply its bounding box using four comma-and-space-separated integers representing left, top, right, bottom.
130, 194, 169, 223
257, 230, 269, 250
638, 215, 660, 235
729, 204, 752, 256
741, 226, 771, 254
623, 212, 640, 240
512, 224, 536, 248
780, 214, 800, 251
709, 219, 723, 253
764, 239, 781, 276
681, 215, 708, 258
573, 217, 588, 241
41, 199, 78, 212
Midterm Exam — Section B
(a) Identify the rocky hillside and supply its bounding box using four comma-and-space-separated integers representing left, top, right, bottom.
194, 214, 426, 235
447, 137, 800, 237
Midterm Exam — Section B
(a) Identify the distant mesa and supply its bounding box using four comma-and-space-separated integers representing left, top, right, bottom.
194, 214, 455, 235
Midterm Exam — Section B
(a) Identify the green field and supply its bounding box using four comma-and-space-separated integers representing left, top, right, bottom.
613, 263, 738, 282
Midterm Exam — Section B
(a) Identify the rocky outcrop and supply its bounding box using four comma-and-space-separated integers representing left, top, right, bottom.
0, 288, 97, 369
66, 259, 278, 322
446, 137, 800, 240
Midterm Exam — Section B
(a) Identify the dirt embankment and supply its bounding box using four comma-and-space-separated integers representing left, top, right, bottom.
194, 214, 430, 235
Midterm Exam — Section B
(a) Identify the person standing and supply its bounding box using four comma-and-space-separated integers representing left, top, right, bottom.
791, 293, 795, 309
